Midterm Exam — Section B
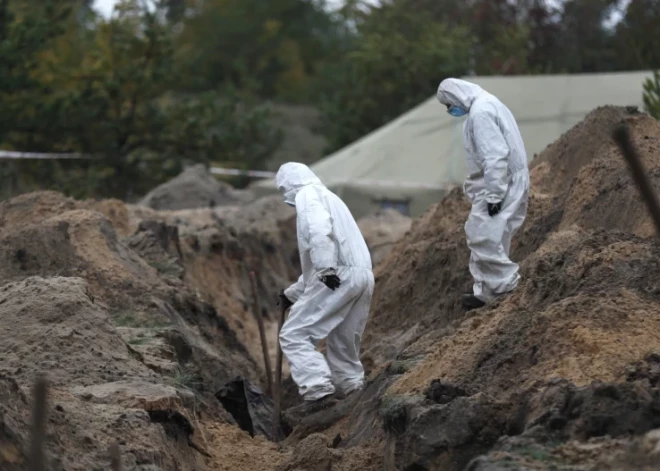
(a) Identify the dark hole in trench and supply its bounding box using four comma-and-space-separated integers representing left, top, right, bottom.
404, 464, 429, 471
216, 377, 292, 442
148, 409, 193, 441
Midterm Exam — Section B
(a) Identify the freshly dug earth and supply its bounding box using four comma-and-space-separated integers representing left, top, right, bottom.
0, 189, 298, 470
125, 195, 299, 381
0, 277, 204, 470
3, 105, 660, 471
275, 107, 660, 470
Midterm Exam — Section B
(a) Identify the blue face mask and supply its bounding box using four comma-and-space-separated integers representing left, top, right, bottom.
447, 105, 467, 118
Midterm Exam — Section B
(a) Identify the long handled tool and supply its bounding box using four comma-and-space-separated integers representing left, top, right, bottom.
613, 124, 660, 238
272, 301, 289, 441
249, 271, 273, 394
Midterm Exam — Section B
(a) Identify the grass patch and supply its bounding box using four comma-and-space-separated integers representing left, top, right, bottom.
114, 311, 140, 327
149, 261, 181, 276
515, 445, 552, 462
128, 336, 153, 346
112, 311, 171, 329
173, 367, 203, 392
379, 396, 411, 436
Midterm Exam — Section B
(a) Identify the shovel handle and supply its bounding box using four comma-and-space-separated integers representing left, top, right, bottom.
249, 271, 273, 395
272, 302, 288, 441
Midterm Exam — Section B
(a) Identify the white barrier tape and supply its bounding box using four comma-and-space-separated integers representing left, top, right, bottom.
0, 150, 89, 159
0, 153, 450, 190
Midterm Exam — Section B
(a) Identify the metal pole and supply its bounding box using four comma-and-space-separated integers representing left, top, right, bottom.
249, 271, 273, 394
613, 124, 660, 239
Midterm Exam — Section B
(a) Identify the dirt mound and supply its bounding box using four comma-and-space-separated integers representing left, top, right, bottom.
266, 107, 660, 469
0, 189, 305, 470
124, 195, 299, 381
0, 276, 205, 470
362, 109, 660, 372
357, 209, 412, 266
140, 164, 254, 211
530, 106, 641, 194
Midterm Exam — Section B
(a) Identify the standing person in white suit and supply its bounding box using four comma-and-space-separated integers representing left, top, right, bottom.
276, 162, 374, 404
436, 78, 530, 310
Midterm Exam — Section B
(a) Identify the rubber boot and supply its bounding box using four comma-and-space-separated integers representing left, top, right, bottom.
283, 392, 338, 425
460, 293, 486, 311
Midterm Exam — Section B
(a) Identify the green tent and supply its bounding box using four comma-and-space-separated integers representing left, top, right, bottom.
253, 71, 652, 219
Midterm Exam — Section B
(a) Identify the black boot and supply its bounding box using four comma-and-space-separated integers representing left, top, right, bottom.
460, 293, 486, 311
283, 392, 338, 425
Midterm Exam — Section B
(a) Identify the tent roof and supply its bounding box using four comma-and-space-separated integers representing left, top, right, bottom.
255, 70, 652, 194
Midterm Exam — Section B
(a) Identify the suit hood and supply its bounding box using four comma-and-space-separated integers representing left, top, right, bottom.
437, 78, 484, 111
275, 162, 324, 205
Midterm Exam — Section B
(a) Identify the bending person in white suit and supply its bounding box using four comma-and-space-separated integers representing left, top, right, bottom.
437, 78, 530, 310
276, 162, 374, 402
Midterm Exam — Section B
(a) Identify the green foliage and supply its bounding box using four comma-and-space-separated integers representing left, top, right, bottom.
113, 310, 170, 328
128, 336, 154, 346
316, 2, 473, 152
172, 366, 203, 392
643, 71, 660, 120
615, 0, 660, 70
1, 0, 660, 199
0, 0, 281, 199
174, 0, 343, 102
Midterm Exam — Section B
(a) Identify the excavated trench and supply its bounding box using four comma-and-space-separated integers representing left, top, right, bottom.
2, 106, 660, 471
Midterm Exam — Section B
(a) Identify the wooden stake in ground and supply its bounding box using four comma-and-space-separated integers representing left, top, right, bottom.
613, 124, 660, 238
272, 302, 289, 442
109, 442, 123, 471
249, 271, 273, 394
29, 375, 48, 471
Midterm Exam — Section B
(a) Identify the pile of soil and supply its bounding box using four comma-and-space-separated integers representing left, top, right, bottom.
3, 105, 660, 471
0, 276, 206, 470
140, 164, 254, 211
276, 106, 660, 470
0, 189, 299, 470
357, 209, 412, 267
125, 195, 299, 380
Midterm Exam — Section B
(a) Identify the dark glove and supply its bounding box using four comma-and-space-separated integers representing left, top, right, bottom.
278, 291, 293, 310
320, 274, 341, 291
487, 201, 503, 217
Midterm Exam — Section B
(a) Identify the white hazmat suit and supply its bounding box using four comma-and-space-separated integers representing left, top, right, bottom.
276, 162, 374, 401
437, 78, 530, 303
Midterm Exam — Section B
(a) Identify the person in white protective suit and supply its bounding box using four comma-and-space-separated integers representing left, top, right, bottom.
276, 162, 374, 402
436, 78, 530, 310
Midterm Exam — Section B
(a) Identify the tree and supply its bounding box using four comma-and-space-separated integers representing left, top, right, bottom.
315, 1, 473, 153
555, 0, 619, 73
0, 0, 281, 199
616, 0, 660, 70
173, 0, 344, 102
